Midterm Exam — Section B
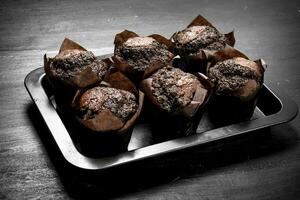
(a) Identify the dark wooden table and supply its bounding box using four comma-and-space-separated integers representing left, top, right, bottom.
1, 0, 300, 199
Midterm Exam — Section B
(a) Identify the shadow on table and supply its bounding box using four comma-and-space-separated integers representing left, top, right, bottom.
26, 103, 298, 200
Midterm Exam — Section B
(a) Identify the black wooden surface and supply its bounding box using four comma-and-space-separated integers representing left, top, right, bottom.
1, 0, 300, 199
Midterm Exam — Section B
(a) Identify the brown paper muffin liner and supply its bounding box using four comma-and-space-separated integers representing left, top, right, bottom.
207, 55, 267, 126
71, 69, 144, 156
171, 15, 248, 74
141, 70, 213, 143
112, 30, 174, 85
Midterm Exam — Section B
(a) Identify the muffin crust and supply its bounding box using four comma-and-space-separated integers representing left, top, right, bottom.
78, 87, 138, 121
50, 50, 108, 80
151, 67, 200, 112
116, 36, 173, 72
208, 58, 262, 95
172, 25, 227, 56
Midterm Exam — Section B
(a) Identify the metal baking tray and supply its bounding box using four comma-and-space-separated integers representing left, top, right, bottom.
25, 64, 298, 171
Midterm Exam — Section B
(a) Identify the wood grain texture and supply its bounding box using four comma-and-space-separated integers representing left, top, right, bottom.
1, 0, 300, 199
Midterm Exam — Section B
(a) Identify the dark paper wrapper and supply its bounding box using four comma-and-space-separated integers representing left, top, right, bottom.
207, 93, 259, 127
147, 104, 204, 143
184, 44, 248, 74
64, 117, 134, 157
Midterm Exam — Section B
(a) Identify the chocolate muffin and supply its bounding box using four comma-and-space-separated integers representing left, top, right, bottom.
150, 67, 201, 112
113, 30, 174, 84
208, 57, 266, 125
141, 67, 213, 141
76, 87, 138, 132
171, 25, 227, 57
71, 70, 144, 156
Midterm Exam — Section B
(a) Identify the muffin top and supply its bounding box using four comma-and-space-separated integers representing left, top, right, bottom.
50, 49, 108, 80
150, 67, 200, 112
124, 36, 155, 47
78, 87, 138, 122
115, 36, 173, 72
208, 57, 263, 98
171, 25, 227, 56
